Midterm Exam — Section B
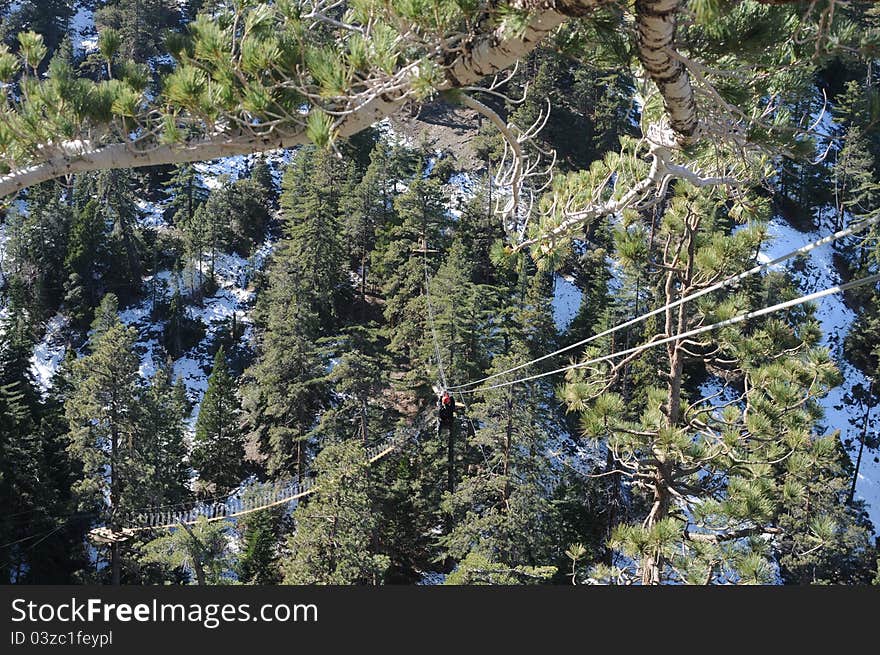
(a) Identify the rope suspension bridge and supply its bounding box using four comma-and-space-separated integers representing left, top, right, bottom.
88, 427, 418, 545
81, 213, 880, 545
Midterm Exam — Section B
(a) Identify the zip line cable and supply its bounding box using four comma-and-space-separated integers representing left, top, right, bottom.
0, 522, 78, 550
423, 248, 448, 389
448, 215, 880, 391
0, 512, 97, 577
421, 247, 492, 469
0, 523, 75, 576
456, 271, 880, 394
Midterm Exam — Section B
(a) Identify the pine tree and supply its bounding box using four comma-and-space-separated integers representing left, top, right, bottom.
374, 172, 451, 373
236, 507, 284, 585
0, 0, 74, 59
340, 140, 399, 305
27, 350, 87, 583
142, 517, 235, 585
94, 0, 182, 62
0, 310, 39, 413
776, 437, 877, 584
249, 156, 277, 208
279, 146, 352, 328
241, 291, 328, 478
65, 311, 186, 585
453, 179, 506, 285
63, 199, 106, 332
240, 150, 346, 478
833, 125, 880, 234
191, 346, 246, 494
316, 324, 395, 446
199, 176, 270, 257
439, 263, 561, 582
426, 238, 499, 387
138, 367, 191, 507
4, 184, 72, 321
282, 440, 389, 584
66, 312, 143, 585
163, 163, 209, 228
82, 169, 144, 301
164, 287, 187, 357
562, 186, 875, 584
181, 198, 210, 299
89, 293, 121, 345
562, 217, 614, 348
0, 316, 44, 582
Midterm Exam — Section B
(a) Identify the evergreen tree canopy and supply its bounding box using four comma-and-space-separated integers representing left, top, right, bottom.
192, 345, 246, 494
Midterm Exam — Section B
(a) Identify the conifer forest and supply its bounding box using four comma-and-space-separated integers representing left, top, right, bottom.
2, 0, 880, 586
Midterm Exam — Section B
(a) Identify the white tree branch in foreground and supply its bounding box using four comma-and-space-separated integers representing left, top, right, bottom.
458, 91, 555, 229
0, 11, 569, 198
513, 134, 742, 253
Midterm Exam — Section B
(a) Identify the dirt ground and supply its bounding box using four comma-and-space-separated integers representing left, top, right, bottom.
390, 100, 487, 174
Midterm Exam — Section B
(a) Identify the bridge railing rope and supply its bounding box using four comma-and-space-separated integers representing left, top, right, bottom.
90, 423, 419, 543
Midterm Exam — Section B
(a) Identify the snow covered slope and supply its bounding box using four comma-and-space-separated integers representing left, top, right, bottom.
552, 275, 581, 332
758, 216, 880, 533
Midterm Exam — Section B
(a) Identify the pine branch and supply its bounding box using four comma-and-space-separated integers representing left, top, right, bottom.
0, 6, 571, 197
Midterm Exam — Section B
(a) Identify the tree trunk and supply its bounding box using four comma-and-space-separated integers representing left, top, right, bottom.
111, 542, 120, 587
603, 447, 620, 568
361, 400, 369, 447
636, 0, 698, 141
849, 403, 871, 505
179, 521, 207, 586
448, 417, 456, 495
642, 218, 696, 584
503, 392, 513, 506
641, 464, 672, 585
360, 250, 367, 306
110, 392, 120, 587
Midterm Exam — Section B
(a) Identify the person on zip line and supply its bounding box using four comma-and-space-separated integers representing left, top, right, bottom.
437, 389, 455, 434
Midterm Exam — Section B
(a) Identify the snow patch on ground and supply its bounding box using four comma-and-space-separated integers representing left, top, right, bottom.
195, 157, 247, 190
0, 221, 8, 290
149, 53, 175, 70
4, 2, 22, 17
0, 221, 10, 332
446, 172, 475, 220
194, 149, 292, 192
376, 117, 415, 149
137, 338, 161, 379
117, 235, 276, 426
71, 2, 97, 54
416, 571, 448, 585
173, 355, 210, 413
30, 314, 68, 394
553, 274, 582, 332
136, 199, 168, 230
